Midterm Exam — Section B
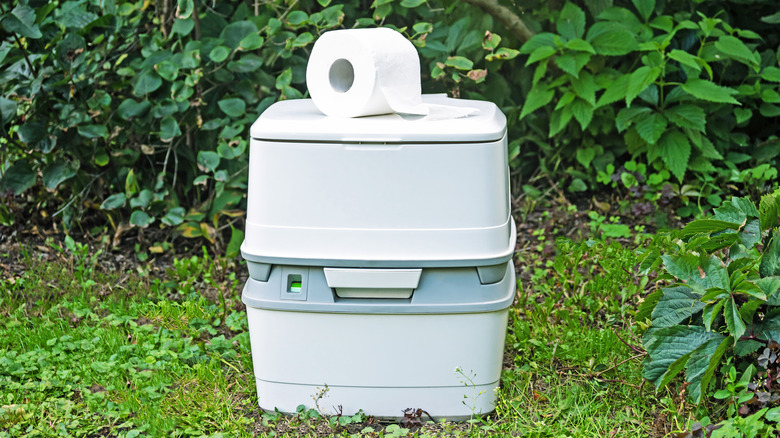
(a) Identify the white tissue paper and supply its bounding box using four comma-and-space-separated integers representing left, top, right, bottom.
306, 28, 477, 119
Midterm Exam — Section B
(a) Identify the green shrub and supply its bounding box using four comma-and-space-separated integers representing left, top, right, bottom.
638, 190, 780, 406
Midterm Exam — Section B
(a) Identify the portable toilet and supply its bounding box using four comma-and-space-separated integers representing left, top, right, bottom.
240, 92, 516, 419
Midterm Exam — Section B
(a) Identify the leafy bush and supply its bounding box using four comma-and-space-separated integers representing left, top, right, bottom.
638, 190, 780, 406
517, 0, 780, 213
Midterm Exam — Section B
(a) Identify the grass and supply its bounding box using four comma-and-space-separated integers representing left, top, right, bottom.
0, 234, 694, 437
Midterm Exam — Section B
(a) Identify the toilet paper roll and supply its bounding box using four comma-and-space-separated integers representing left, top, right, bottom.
306, 28, 429, 118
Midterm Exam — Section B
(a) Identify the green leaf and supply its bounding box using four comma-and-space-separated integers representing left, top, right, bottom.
77, 124, 108, 139
161, 207, 186, 226
760, 233, 780, 278
661, 253, 729, 292
130, 210, 154, 228
227, 54, 263, 73
643, 325, 723, 384
400, 0, 426, 7
197, 151, 220, 173
160, 116, 181, 140
587, 23, 637, 56
682, 219, 741, 236
616, 106, 651, 132
42, 160, 79, 190
664, 104, 706, 133
445, 56, 473, 70
557, 2, 586, 40
596, 74, 630, 107
100, 193, 127, 210
554, 53, 591, 78
761, 67, 780, 83
570, 98, 594, 130
739, 219, 761, 250
681, 79, 740, 105
657, 130, 690, 182
0, 97, 18, 126
657, 351, 692, 389
220, 20, 258, 49
758, 277, 780, 306
519, 33, 558, 54
635, 111, 667, 144
209, 46, 231, 63
564, 38, 596, 54
715, 35, 759, 69
576, 146, 596, 168
286, 10, 309, 26
520, 86, 555, 119
155, 61, 179, 81
2, 3, 42, 39
129, 189, 153, 209
631, 0, 655, 21
724, 297, 746, 340
117, 99, 151, 120
290, 32, 314, 48
134, 69, 163, 95
626, 66, 661, 106
239, 33, 264, 50
218, 98, 246, 118
0, 161, 36, 195
526, 46, 557, 66
172, 18, 194, 35
760, 194, 779, 232
226, 226, 245, 258
571, 71, 596, 105
688, 337, 728, 403
651, 286, 706, 328
713, 200, 748, 225
668, 50, 703, 73
702, 299, 726, 332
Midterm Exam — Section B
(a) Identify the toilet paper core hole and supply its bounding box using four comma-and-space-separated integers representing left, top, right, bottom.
329, 59, 355, 93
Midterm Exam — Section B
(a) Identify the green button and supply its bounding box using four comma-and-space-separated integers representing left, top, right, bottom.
290, 281, 302, 292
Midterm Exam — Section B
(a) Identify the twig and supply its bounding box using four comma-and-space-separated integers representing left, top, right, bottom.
594, 352, 646, 377
462, 0, 535, 43
612, 326, 645, 356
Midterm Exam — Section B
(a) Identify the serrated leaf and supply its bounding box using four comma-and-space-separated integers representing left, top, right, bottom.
657, 130, 690, 182
688, 336, 729, 403
596, 74, 630, 107
519, 33, 558, 54
724, 297, 746, 340
526, 46, 557, 66
657, 351, 692, 389
682, 79, 740, 105
702, 299, 726, 332
576, 146, 596, 168
758, 277, 780, 306
631, 0, 655, 21
635, 111, 667, 144
668, 50, 703, 73
587, 23, 637, 56
557, 2, 586, 40
651, 286, 706, 328
626, 66, 661, 106
760, 233, 780, 278
762, 67, 780, 83
643, 325, 723, 385
570, 98, 594, 130
564, 38, 596, 54
682, 219, 741, 236
571, 71, 596, 105
637, 289, 663, 322
616, 106, 651, 132
760, 194, 779, 232
739, 218, 761, 249
713, 201, 747, 226
661, 253, 729, 292
715, 35, 759, 69
664, 104, 706, 133
520, 86, 555, 119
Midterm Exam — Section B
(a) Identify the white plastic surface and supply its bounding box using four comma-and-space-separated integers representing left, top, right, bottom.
245, 306, 508, 417
242, 139, 512, 265
255, 379, 497, 420
249, 95, 505, 143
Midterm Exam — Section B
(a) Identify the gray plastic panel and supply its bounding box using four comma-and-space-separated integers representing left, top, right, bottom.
241, 261, 515, 314
241, 251, 514, 269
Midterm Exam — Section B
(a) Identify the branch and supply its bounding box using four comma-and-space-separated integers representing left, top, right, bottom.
463, 0, 535, 43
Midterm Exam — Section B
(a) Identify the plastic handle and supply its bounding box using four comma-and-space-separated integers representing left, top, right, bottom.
323, 268, 422, 289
